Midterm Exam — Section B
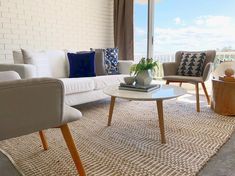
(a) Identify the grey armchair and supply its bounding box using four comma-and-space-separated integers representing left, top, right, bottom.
162, 50, 216, 112
0, 71, 86, 176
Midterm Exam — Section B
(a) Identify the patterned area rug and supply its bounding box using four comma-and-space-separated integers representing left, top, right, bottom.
0, 94, 235, 176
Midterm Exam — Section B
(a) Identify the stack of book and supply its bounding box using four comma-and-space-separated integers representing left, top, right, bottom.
119, 83, 161, 92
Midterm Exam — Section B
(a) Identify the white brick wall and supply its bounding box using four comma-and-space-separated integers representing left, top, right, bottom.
0, 0, 114, 63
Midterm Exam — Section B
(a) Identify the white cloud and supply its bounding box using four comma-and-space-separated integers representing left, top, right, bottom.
135, 27, 147, 36
154, 23, 235, 52
134, 15, 235, 54
194, 16, 232, 27
174, 17, 182, 25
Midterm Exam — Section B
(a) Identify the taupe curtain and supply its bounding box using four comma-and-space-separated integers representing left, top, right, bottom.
114, 0, 134, 60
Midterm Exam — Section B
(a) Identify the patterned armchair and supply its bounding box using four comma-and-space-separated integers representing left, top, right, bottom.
162, 50, 216, 112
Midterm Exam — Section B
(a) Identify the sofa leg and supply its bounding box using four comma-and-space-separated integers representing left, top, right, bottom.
179, 82, 182, 87
60, 124, 86, 176
166, 80, 170, 85
195, 83, 200, 112
39, 131, 48, 150
201, 82, 210, 105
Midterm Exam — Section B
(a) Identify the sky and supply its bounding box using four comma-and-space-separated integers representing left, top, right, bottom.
134, 0, 235, 57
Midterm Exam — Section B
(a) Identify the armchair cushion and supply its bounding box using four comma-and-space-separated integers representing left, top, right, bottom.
176, 52, 206, 77
163, 75, 203, 83
62, 105, 82, 124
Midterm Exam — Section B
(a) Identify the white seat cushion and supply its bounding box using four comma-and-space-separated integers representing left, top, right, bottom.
60, 78, 95, 95
90, 74, 126, 90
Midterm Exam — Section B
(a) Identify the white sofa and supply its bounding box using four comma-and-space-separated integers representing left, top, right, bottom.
0, 50, 133, 106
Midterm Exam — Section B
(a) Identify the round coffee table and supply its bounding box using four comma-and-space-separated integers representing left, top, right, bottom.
103, 84, 186, 144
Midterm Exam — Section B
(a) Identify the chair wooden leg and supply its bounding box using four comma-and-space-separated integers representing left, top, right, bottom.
60, 124, 86, 176
201, 82, 210, 105
39, 131, 48, 150
195, 83, 200, 112
166, 80, 170, 85
179, 82, 182, 87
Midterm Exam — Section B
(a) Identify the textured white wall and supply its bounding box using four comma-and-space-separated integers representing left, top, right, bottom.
0, 0, 114, 63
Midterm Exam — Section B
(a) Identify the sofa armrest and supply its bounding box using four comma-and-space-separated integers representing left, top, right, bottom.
118, 60, 134, 74
0, 71, 21, 81
203, 62, 213, 81
0, 64, 37, 79
0, 78, 64, 140
162, 62, 178, 76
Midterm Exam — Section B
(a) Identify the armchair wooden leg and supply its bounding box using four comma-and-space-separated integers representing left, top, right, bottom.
195, 83, 200, 112
60, 124, 86, 176
166, 80, 170, 85
39, 131, 48, 150
179, 82, 182, 87
201, 82, 210, 105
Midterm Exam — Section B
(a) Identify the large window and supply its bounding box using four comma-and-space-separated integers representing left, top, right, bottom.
134, 0, 235, 74
154, 0, 235, 62
134, 0, 148, 62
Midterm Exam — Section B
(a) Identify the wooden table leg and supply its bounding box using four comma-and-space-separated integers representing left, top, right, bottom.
156, 100, 166, 144
107, 96, 116, 126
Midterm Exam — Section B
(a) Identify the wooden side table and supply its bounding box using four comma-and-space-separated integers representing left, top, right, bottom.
211, 79, 235, 115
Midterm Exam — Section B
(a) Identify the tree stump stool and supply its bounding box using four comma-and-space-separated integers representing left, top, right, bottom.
211, 79, 235, 116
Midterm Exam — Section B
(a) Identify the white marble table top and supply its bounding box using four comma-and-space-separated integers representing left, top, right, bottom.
103, 84, 187, 101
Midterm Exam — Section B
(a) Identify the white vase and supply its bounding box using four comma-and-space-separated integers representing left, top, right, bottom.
135, 70, 153, 86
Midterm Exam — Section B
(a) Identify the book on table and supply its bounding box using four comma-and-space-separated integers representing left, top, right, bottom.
119, 83, 161, 92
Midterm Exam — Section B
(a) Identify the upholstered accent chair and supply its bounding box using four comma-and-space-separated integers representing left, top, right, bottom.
162, 50, 216, 112
0, 71, 86, 176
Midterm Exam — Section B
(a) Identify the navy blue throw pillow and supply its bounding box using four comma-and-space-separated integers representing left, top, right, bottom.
104, 48, 119, 75
67, 52, 96, 78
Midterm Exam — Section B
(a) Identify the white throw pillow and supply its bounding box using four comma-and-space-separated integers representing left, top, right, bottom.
21, 49, 52, 77
46, 50, 68, 78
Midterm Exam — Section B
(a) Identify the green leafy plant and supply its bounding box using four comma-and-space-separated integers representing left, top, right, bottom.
130, 58, 159, 75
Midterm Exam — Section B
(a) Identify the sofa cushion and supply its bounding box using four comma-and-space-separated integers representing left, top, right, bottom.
90, 74, 126, 90
104, 48, 119, 75
93, 49, 107, 76
67, 52, 96, 78
60, 78, 95, 95
46, 50, 68, 78
17, 49, 68, 78
13, 50, 24, 64
21, 49, 52, 77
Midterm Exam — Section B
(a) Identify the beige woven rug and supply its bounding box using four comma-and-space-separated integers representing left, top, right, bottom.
0, 94, 235, 176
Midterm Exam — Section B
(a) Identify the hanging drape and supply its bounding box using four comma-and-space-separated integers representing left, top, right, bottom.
114, 0, 134, 60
